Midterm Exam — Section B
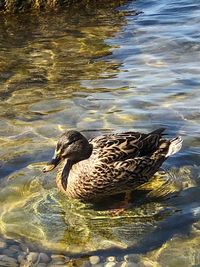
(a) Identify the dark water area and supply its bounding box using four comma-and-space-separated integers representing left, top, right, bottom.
0, 0, 200, 266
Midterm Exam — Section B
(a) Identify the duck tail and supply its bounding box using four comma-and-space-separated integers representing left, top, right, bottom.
151, 136, 182, 161
149, 127, 166, 136
165, 136, 183, 157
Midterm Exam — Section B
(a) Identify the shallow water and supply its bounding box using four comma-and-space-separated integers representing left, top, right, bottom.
0, 0, 200, 266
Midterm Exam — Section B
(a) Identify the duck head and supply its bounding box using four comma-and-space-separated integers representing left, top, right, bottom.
43, 130, 93, 173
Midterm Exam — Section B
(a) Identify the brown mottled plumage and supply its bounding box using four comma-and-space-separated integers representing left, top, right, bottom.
43, 128, 182, 202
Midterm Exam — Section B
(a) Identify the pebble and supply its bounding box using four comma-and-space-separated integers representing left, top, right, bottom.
119, 263, 129, 267
89, 255, 100, 265
0, 260, 17, 267
9, 245, 20, 253
50, 260, 66, 265
19, 260, 32, 267
0, 255, 18, 267
104, 262, 116, 267
37, 264, 47, 267
107, 256, 116, 262
48, 264, 67, 267
51, 254, 66, 261
0, 240, 7, 249
39, 252, 50, 263
26, 252, 39, 264
0, 239, 143, 267
18, 252, 27, 263
2, 248, 15, 257
50, 254, 66, 264
27, 244, 38, 252
65, 256, 70, 263
121, 263, 138, 267
124, 254, 140, 263
140, 260, 156, 267
20, 244, 29, 253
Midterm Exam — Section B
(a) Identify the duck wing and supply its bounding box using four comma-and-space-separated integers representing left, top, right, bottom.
89, 128, 166, 163
98, 136, 183, 193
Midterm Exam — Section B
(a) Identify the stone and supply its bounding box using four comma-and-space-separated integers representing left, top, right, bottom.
119, 263, 129, 267
50, 260, 66, 265
2, 248, 15, 257
17, 255, 25, 264
51, 254, 66, 261
26, 252, 39, 264
0, 260, 18, 267
0, 255, 18, 267
123, 254, 140, 263
18, 252, 27, 263
19, 259, 32, 267
104, 262, 116, 267
20, 244, 29, 254
50, 254, 66, 264
140, 260, 156, 267
39, 253, 50, 263
0, 240, 7, 249
48, 264, 67, 267
26, 244, 37, 252
119, 261, 138, 267
8, 245, 20, 253
65, 256, 70, 263
37, 263, 47, 267
89, 255, 100, 265
19, 260, 32, 267
107, 256, 116, 262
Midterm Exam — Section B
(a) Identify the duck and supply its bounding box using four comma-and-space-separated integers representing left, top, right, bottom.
43, 128, 182, 203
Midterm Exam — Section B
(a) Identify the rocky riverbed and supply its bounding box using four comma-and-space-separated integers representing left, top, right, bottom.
0, 236, 142, 267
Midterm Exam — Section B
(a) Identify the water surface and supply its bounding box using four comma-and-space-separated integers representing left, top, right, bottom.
0, 0, 200, 266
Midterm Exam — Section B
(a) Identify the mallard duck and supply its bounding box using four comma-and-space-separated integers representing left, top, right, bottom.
43, 128, 182, 202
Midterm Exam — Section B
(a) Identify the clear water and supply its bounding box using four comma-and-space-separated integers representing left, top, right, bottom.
0, 0, 200, 266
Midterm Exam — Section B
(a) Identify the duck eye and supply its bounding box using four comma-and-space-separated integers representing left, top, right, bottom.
67, 140, 74, 146
66, 137, 79, 146
62, 139, 74, 149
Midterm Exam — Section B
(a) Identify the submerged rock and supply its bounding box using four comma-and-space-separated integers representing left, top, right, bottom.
26, 252, 39, 264
0, 255, 18, 267
37, 264, 47, 267
39, 252, 50, 263
17, 252, 27, 264
8, 245, 20, 254
50, 254, 67, 265
48, 264, 68, 267
0, 239, 7, 249
104, 262, 117, 267
89, 255, 101, 265
2, 248, 16, 257
107, 256, 116, 262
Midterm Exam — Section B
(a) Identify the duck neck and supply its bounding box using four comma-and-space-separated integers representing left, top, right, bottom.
56, 159, 73, 192
56, 143, 93, 192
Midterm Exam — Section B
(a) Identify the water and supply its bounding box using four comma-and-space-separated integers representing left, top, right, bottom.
0, 0, 200, 266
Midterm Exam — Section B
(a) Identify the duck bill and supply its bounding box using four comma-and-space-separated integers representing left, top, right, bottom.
43, 151, 61, 173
